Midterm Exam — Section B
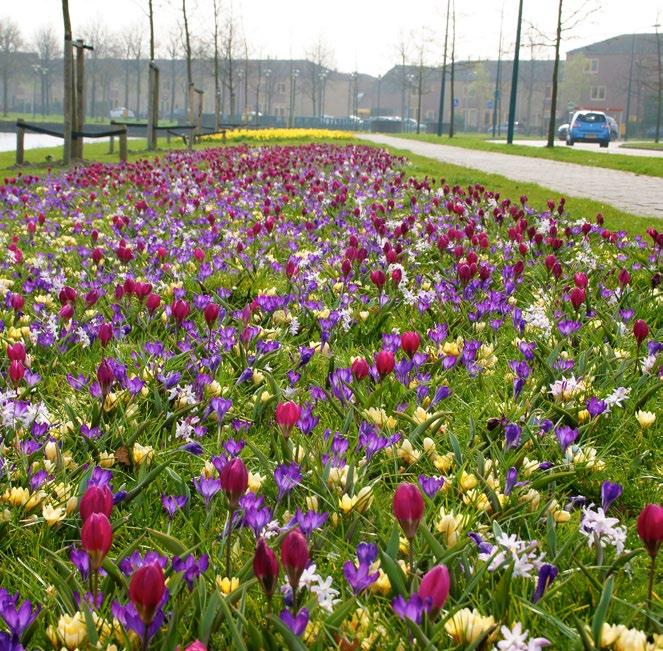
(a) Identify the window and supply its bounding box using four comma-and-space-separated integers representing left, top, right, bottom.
584, 58, 599, 74
275, 82, 286, 94
590, 86, 606, 101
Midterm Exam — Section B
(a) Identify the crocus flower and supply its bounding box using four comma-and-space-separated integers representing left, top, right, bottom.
275, 401, 301, 437
253, 538, 279, 598
129, 562, 166, 625
343, 560, 379, 594
400, 331, 421, 357
555, 425, 578, 453
172, 554, 209, 591
351, 357, 369, 380
532, 564, 558, 603
375, 350, 395, 378
418, 564, 450, 616
219, 458, 248, 509
392, 593, 430, 624
79, 485, 113, 522
281, 529, 309, 591
633, 319, 649, 346
279, 608, 309, 636
393, 483, 425, 540
601, 481, 622, 513
161, 495, 188, 519
637, 504, 663, 558
81, 512, 113, 570
418, 475, 445, 498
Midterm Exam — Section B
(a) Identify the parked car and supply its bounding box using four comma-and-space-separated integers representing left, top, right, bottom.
109, 107, 135, 120
566, 110, 610, 147
606, 116, 619, 141
558, 123, 569, 140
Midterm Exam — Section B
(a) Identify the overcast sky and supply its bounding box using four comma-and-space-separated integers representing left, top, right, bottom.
4, 0, 662, 74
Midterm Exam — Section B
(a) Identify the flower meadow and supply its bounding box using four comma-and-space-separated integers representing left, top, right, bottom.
0, 142, 661, 651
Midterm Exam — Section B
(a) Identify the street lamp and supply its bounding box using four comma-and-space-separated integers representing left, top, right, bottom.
289, 68, 300, 128
376, 74, 382, 116
507, 0, 524, 144
237, 69, 244, 119
264, 68, 272, 120
406, 73, 415, 130
318, 70, 329, 120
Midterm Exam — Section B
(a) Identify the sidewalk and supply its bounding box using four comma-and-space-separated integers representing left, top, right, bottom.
357, 134, 663, 220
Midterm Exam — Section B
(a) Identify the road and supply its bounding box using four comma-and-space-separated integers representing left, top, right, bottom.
357, 134, 663, 220
487, 139, 663, 159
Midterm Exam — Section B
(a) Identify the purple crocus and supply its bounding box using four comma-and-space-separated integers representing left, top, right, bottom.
391, 594, 431, 624
601, 481, 622, 513
504, 422, 522, 449
504, 467, 518, 496
279, 608, 309, 636
193, 475, 222, 508
418, 475, 445, 498
586, 397, 607, 418
532, 563, 558, 603
172, 554, 209, 590
0, 589, 41, 645
343, 560, 379, 594
274, 462, 302, 500
161, 495, 188, 519
291, 509, 328, 538
555, 425, 579, 453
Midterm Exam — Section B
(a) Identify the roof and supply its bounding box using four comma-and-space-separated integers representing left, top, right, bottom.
567, 33, 659, 57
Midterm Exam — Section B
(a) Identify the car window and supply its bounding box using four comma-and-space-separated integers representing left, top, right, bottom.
576, 113, 606, 123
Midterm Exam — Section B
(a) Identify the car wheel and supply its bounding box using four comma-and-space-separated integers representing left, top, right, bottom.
566, 139, 574, 146
600, 141, 609, 148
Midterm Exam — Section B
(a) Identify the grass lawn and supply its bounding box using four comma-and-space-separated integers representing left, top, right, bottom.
619, 141, 663, 152
396, 133, 663, 179
2, 136, 659, 238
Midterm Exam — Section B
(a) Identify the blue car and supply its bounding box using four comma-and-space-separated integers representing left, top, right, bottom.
566, 110, 611, 147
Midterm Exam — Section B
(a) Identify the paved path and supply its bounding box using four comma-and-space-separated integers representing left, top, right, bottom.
487, 139, 663, 159
357, 134, 663, 220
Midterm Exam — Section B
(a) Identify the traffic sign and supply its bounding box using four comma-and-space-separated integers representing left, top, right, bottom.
453, 98, 460, 108
486, 99, 494, 109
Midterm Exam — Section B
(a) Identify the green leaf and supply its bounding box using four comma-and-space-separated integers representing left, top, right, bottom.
145, 528, 188, 556
325, 596, 358, 630
123, 459, 171, 504
379, 548, 407, 596
572, 612, 595, 651
448, 431, 463, 465
198, 590, 221, 643
592, 576, 614, 645
218, 594, 249, 651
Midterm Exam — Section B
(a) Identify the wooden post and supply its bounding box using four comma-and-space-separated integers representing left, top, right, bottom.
16, 120, 25, 165
187, 127, 193, 151
73, 41, 85, 159
147, 62, 159, 151
119, 127, 127, 162
62, 0, 73, 165
108, 134, 114, 154
195, 88, 203, 142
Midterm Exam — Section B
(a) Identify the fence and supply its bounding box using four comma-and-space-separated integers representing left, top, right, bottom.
15, 119, 128, 165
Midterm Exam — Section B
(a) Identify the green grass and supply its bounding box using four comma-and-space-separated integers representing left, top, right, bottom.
0, 111, 178, 126
395, 133, 663, 179
619, 141, 663, 152
2, 135, 658, 238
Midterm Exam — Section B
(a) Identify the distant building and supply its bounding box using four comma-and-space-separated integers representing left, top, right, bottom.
1, 32, 660, 137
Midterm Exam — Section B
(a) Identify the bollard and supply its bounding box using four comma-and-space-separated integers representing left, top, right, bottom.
119, 127, 128, 162
16, 120, 25, 165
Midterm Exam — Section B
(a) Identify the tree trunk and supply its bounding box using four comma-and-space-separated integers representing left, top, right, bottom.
449, 1, 456, 138
62, 0, 73, 164
2, 68, 8, 116
546, 0, 563, 148
213, 0, 220, 129
124, 58, 130, 109
136, 57, 141, 117
436, 0, 450, 136
182, 0, 193, 123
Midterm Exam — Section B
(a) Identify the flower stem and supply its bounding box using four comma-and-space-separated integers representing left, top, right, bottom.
226, 508, 235, 578
408, 540, 415, 578
647, 554, 656, 614
142, 623, 149, 651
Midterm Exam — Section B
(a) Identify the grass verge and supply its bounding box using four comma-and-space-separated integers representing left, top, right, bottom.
396, 133, 663, 178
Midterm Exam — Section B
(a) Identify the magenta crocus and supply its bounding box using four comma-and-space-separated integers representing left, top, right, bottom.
281, 529, 309, 591
418, 564, 450, 616
219, 458, 249, 509
393, 483, 425, 540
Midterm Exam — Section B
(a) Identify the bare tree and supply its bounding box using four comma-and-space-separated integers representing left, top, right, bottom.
304, 37, 333, 118
62, 0, 73, 163
166, 29, 181, 120
0, 18, 22, 116
221, 11, 241, 117
81, 18, 109, 119
34, 26, 60, 115
449, 0, 456, 137
394, 33, 410, 126
181, 0, 193, 119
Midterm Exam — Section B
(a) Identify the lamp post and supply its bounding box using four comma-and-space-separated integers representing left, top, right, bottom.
264, 68, 272, 119
376, 74, 382, 116
624, 34, 636, 141
406, 73, 415, 130
318, 70, 328, 120
289, 67, 299, 128
237, 69, 244, 121
507, 0, 524, 144
655, 22, 661, 143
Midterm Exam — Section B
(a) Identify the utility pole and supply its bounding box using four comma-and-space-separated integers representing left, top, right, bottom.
436, 0, 451, 136
546, 0, 563, 148
146, 0, 158, 151
507, 0, 524, 144
624, 33, 636, 140
492, 4, 505, 138
655, 22, 661, 143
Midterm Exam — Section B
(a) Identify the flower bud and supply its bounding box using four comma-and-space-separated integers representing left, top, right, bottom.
81, 512, 112, 570
204, 303, 220, 328
98, 323, 113, 348
633, 319, 649, 346
393, 483, 425, 540
637, 504, 663, 558
253, 538, 279, 598
7, 342, 26, 363
418, 565, 450, 616
9, 360, 24, 386
219, 458, 249, 509
275, 402, 301, 437
400, 332, 420, 357
281, 529, 309, 591
129, 563, 166, 625
351, 357, 369, 380
79, 485, 113, 522
172, 299, 190, 325
375, 350, 395, 378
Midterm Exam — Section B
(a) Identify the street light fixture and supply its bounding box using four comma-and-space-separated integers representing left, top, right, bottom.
289, 68, 300, 128
655, 23, 661, 143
